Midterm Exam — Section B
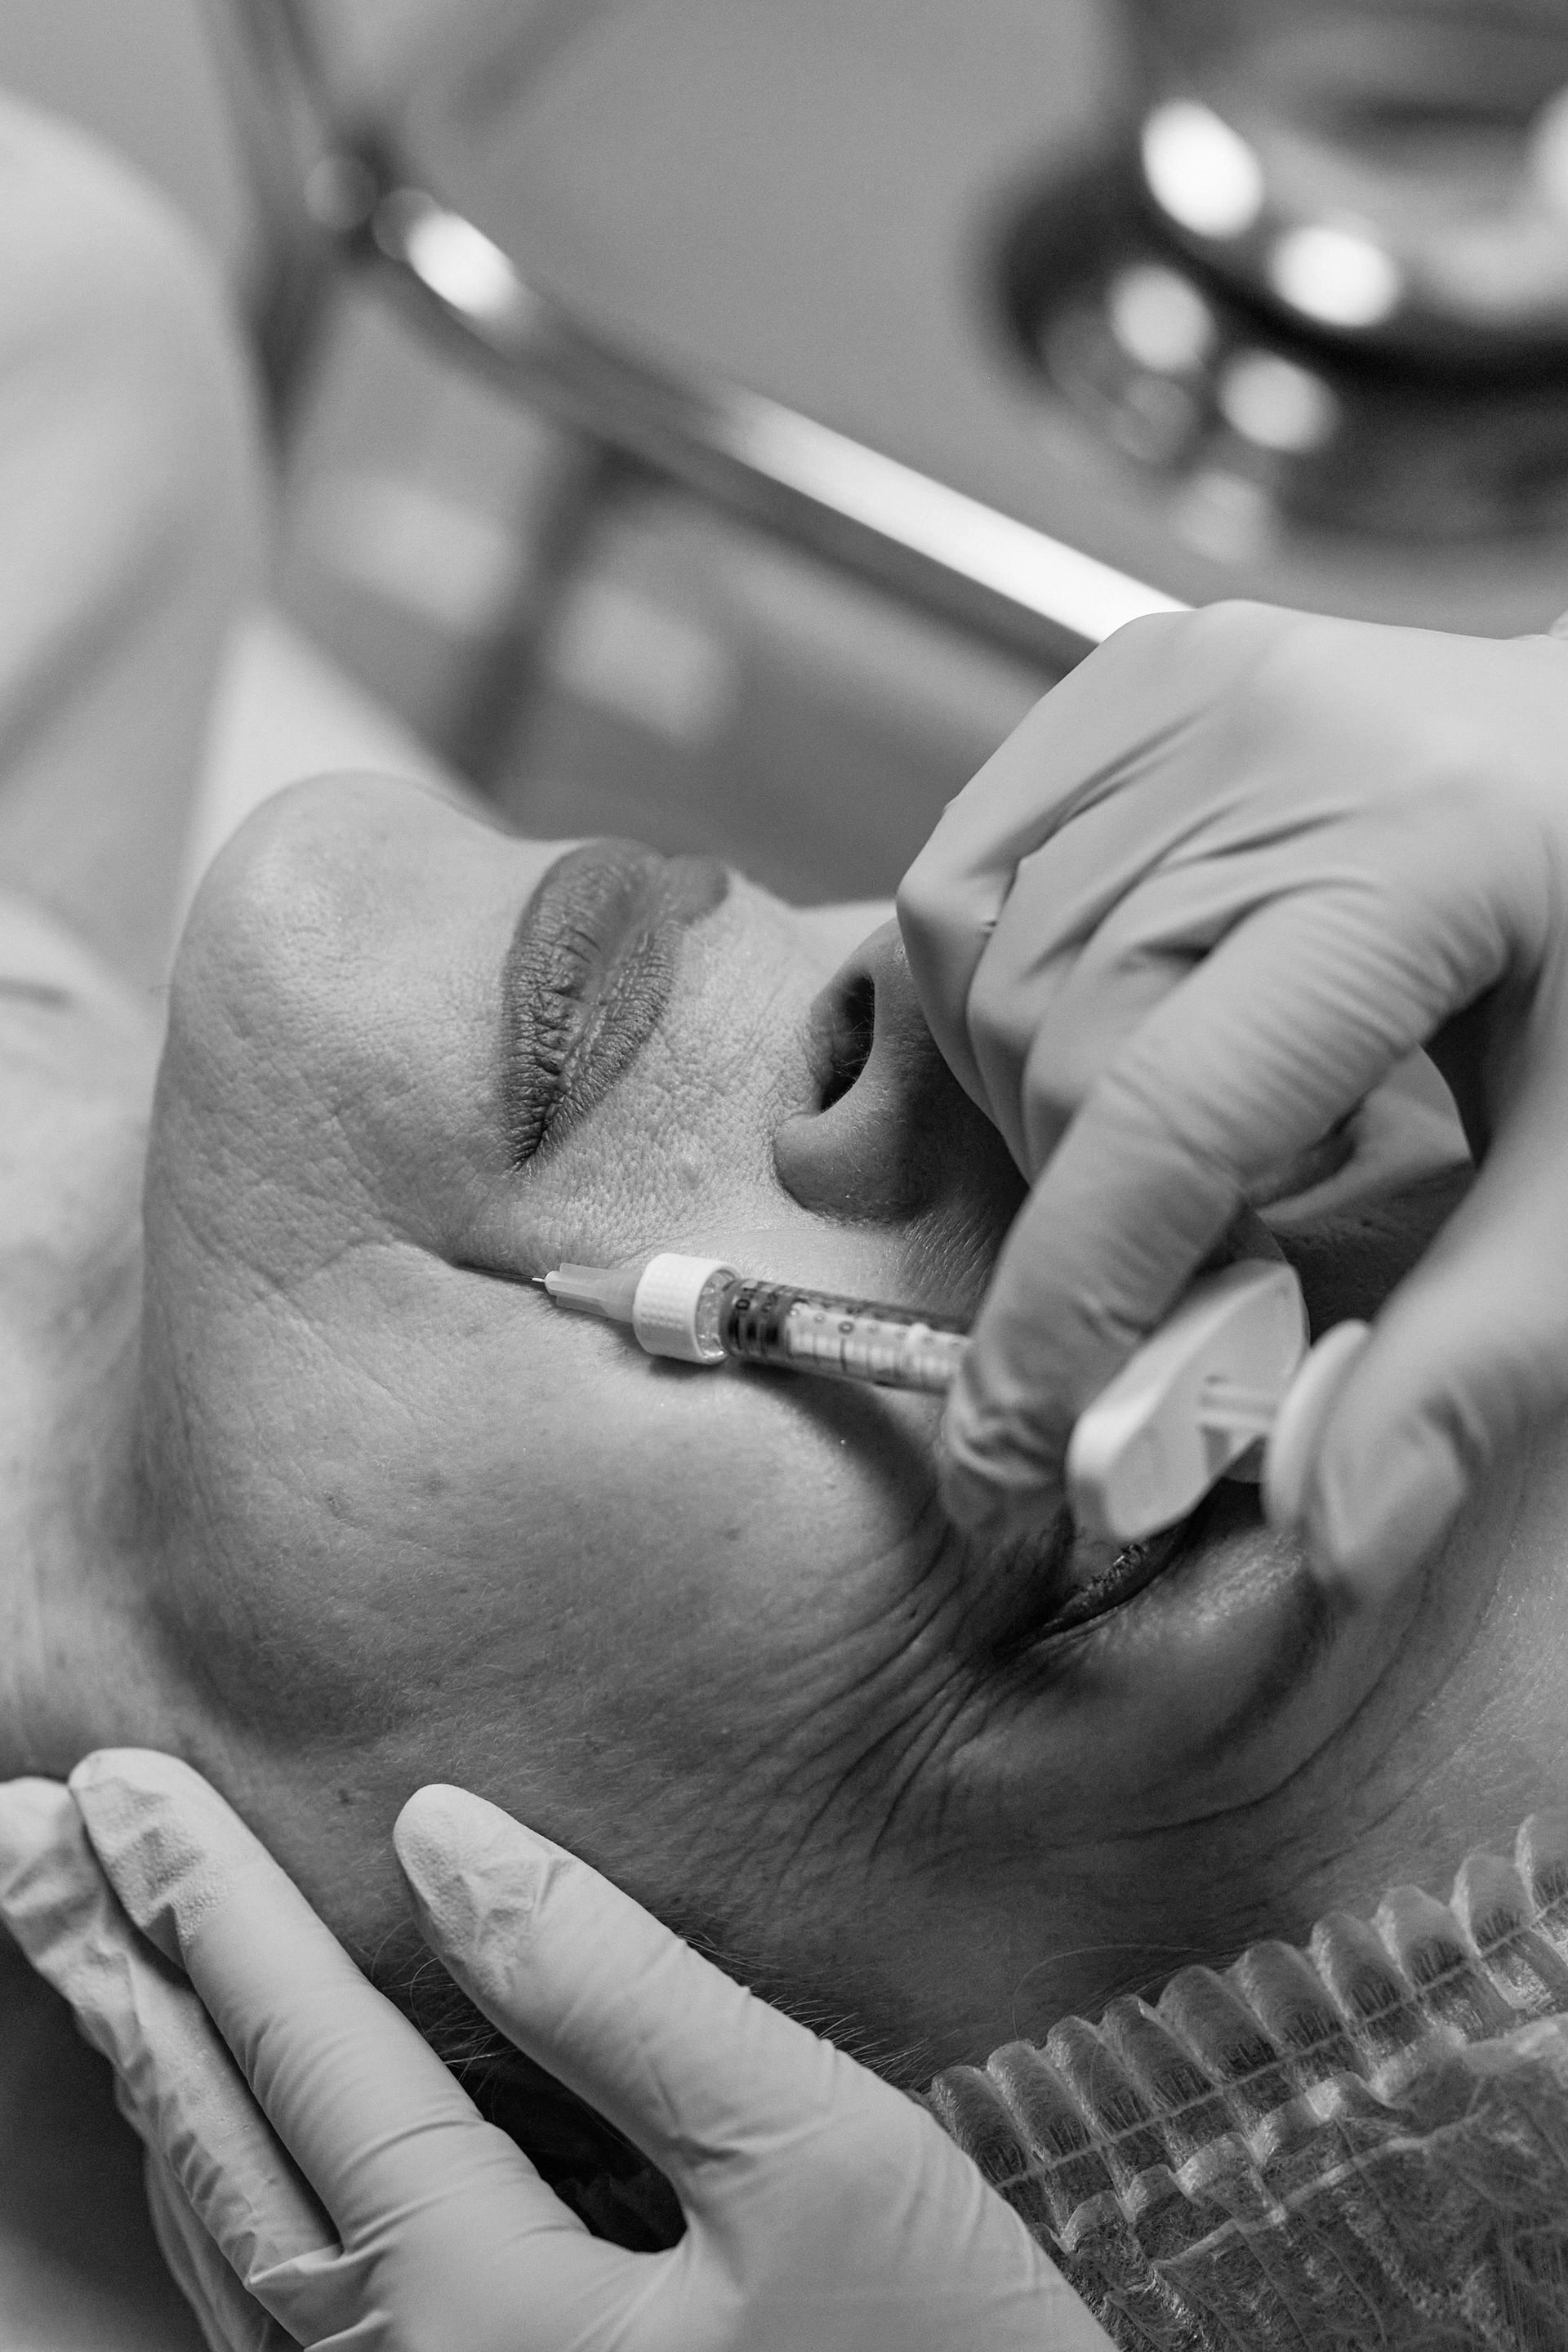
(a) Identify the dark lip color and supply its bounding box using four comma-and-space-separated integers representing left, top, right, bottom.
501, 840, 728, 1166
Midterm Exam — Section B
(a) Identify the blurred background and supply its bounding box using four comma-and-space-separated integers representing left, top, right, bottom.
7, 0, 1568, 902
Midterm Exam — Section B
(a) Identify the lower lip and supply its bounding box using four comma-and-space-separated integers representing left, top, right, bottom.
504, 841, 728, 1162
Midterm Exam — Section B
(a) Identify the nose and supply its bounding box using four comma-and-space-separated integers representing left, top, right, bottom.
774, 920, 1023, 1226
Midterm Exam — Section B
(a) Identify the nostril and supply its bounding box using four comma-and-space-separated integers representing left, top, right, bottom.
818, 973, 876, 1111
776, 917, 1025, 1229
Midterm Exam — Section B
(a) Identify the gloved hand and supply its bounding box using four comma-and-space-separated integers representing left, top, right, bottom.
0, 1750, 1108, 2352
897, 600, 1568, 1594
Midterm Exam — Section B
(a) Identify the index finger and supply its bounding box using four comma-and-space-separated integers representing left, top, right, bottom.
942, 861, 1510, 1538
395, 1784, 866, 2192
0, 1776, 333, 2290
68, 1750, 550, 2246
897, 610, 1247, 1111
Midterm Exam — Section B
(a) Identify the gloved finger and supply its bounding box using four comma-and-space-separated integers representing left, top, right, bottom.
398, 1792, 1120, 2348
395, 1784, 871, 2201
399, 1788, 1118, 2351
978, 929, 1194, 1174
1295, 1012, 1568, 1592
0, 1776, 332, 2294
142, 2145, 300, 2352
964, 817, 1335, 1171
941, 849, 1518, 1536
896, 607, 1270, 1116
930, 835, 1446, 1205
68, 1751, 555, 2255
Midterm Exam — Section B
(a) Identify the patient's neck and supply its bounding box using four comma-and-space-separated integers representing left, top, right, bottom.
0, 899, 176, 1779
0, 1311, 168, 1779
1270, 1423, 1568, 1926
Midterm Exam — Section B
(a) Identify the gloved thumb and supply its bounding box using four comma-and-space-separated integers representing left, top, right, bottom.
394, 1785, 855, 2198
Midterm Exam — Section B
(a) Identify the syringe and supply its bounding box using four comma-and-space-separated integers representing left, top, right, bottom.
535, 1250, 1366, 1547
536, 1252, 967, 1392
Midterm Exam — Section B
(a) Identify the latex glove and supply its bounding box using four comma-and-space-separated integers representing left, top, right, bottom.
0, 1752, 1108, 2352
897, 600, 1568, 1593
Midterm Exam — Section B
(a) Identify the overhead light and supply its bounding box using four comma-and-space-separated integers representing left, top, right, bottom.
1140, 101, 1265, 241
1268, 225, 1403, 328
1107, 263, 1218, 373
1218, 351, 1340, 452
1170, 468, 1275, 561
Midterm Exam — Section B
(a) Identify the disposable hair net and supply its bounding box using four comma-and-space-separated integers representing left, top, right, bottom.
932, 1813, 1568, 2350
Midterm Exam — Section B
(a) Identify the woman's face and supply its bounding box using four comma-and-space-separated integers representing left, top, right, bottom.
136, 777, 1568, 2074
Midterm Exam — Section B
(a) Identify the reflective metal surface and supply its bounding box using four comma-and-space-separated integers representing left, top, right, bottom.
229, 0, 1179, 666
1125, 2, 1568, 365
387, 0, 1568, 635
238, 0, 1568, 734
1004, 154, 1568, 544
360, 182, 1183, 668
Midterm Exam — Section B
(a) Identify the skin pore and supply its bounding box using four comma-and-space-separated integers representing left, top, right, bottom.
1, 774, 1567, 2098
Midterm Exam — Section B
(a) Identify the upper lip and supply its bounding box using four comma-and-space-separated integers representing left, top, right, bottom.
501, 840, 728, 1165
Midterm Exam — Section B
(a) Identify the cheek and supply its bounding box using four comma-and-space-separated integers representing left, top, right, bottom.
482, 1309, 943, 1655
321, 1322, 957, 1909
450, 1209, 961, 1684
949, 1518, 1419, 1869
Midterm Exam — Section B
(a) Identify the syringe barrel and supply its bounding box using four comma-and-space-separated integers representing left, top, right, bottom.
714, 1281, 968, 1394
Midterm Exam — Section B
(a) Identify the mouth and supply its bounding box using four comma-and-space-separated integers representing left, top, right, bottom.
501, 840, 728, 1165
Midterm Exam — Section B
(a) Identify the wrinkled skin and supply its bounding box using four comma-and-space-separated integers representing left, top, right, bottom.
7, 776, 1568, 2080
